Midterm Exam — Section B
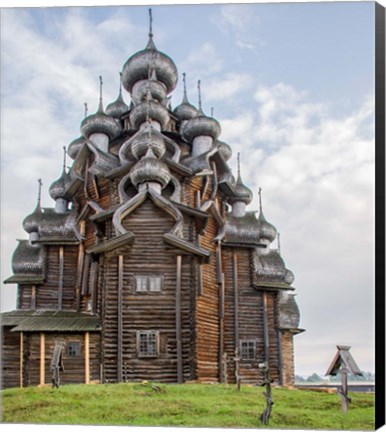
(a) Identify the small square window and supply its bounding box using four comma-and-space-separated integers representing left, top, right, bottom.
137, 331, 159, 358
68, 341, 81, 357
240, 340, 256, 360
135, 275, 163, 293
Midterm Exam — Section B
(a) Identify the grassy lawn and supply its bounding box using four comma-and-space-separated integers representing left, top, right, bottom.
1, 382, 375, 429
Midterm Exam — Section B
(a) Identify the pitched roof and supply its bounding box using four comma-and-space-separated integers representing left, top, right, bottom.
1, 310, 100, 332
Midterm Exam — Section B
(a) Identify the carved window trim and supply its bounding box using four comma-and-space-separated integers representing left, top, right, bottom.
137, 331, 159, 358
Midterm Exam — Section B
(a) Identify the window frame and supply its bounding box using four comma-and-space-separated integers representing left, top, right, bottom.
67, 340, 81, 357
137, 330, 159, 358
240, 340, 257, 361
134, 275, 163, 293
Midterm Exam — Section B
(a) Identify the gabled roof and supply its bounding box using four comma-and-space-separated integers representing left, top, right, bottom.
325, 345, 363, 376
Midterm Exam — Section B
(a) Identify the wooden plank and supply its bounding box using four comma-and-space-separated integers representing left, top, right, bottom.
85, 332, 90, 384
76, 221, 86, 311
176, 255, 183, 383
232, 252, 239, 349
117, 255, 123, 383
263, 291, 270, 363
39, 333, 45, 387
58, 247, 64, 311
90, 261, 98, 314
19, 332, 23, 388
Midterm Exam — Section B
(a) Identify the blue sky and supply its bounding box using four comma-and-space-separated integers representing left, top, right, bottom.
0, 2, 377, 378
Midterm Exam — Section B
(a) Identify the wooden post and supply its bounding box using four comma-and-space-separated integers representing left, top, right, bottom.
39, 333, 45, 386
19, 332, 23, 388
76, 221, 86, 311
176, 255, 183, 383
85, 332, 90, 384
277, 330, 283, 386
234, 348, 241, 391
232, 252, 239, 348
31, 285, 36, 310
262, 292, 270, 363
58, 247, 64, 311
90, 261, 98, 313
117, 255, 123, 383
219, 273, 225, 382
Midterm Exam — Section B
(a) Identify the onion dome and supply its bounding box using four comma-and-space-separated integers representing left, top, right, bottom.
228, 154, 253, 205
173, 73, 200, 121
257, 188, 277, 242
49, 170, 71, 200
105, 73, 129, 119
121, 10, 178, 95
23, 179, 43, 234
131, 123, 166, 160
182, 80, 221, 142
278, 291, 300, 329
129, 98, 169, 130
130, 148, 171, 189
81, 76, 121, 140
217, 140, 232, 161
68, 136, 85, 160
136, 69, 168, 103
11, 240, 45, 275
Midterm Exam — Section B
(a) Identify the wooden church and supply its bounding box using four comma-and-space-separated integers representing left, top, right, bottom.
1, 12, 303, 389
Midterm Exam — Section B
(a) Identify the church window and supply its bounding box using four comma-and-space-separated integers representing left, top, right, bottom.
137, 331, 159, 358
240, 340, 256, 360
68, 341, 81, 357
135, 275, 163, 293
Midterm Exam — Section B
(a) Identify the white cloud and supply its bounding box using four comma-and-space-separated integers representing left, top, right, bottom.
202, 73, 254, 102
220, 83, 375, 374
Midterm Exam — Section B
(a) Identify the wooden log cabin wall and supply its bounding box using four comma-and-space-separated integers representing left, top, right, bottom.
1, 15, 304, 389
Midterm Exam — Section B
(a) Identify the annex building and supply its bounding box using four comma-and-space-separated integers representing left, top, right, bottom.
1, 14, 303, 389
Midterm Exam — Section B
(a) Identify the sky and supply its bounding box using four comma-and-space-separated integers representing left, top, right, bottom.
0, 1, 378, 379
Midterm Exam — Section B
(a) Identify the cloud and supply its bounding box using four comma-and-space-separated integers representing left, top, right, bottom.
202, 73, 254, 102
215, 4, 265, 52
220, 83, 375, 374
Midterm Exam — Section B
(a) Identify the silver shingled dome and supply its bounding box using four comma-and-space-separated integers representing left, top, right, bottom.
23, 205, 43, 234
278, 292, 300, 329
49, 170, 71, 201
105, 93, 129, 119
182, 114, 221, 143
258, 211, 277, 242
122, 39, 178, 95
130, 148, 171, 189
228, 175, 253, 205
217, 140, 232, 161
68, 136, 85, 160
129, 100, 169, 130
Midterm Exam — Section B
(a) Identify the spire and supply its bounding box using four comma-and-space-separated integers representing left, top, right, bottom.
62, 146, 67, 173
237, 152, 241, 179
37, 178, 43, 209
182, 73, 189, 104
277, 232, 281, 254
211, 107, 214, 117
98, 75, 104, 113
118, 72, 123, 100
146, 8, 156, 50
258, 187, 263, 213
84, 102, 88, 118
197, 80, 203, 113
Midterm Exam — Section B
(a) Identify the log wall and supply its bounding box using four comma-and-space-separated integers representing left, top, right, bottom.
280, 331, 294, 387
101, 199, 194, 383
1, 327, 20, 388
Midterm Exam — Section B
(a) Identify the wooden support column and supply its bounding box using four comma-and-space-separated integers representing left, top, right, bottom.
19, 332, 23, 388
277, 330, 283, 385
39, 333, 45, 386
76, 221, 86, 311
117, 255, 123, 383
85, 332, 90, 384
176, 255, 183, 383
58, 247, 64, 311
232, 252, 239, 349
262, 292, 270, 363
217, 240, 224, 382
90, 261, 98, 313
31, 285, 36, 310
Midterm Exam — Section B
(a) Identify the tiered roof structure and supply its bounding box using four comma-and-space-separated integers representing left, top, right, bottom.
1, 11, 303, 389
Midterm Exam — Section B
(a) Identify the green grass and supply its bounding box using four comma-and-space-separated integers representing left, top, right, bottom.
1, 382, 375, 429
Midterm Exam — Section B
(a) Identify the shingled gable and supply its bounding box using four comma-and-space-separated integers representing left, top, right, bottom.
326, 345, 363, 376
